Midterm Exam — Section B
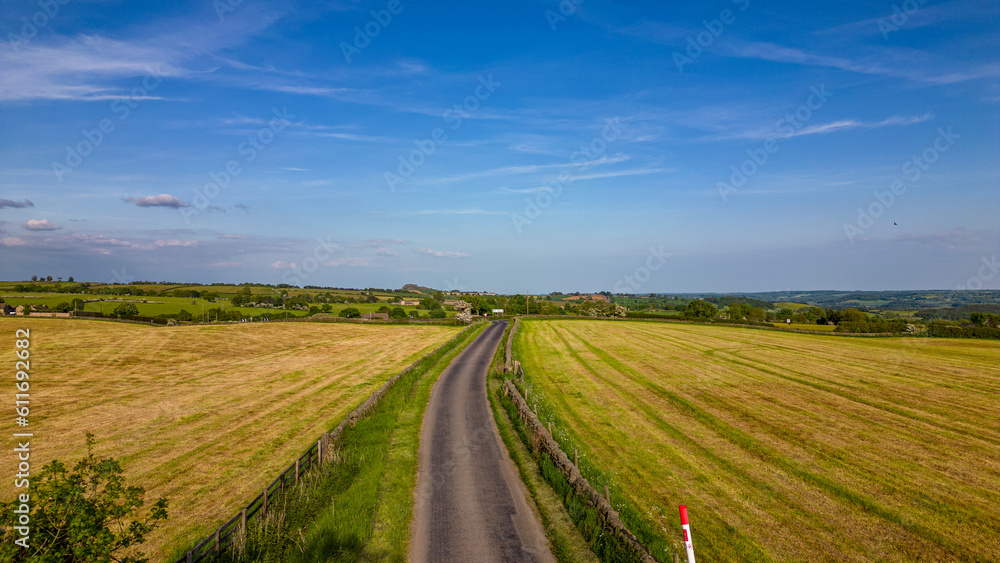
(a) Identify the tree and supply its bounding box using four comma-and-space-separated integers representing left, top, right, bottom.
177, 309, 193, 322
70, 298, 85, 312
0, 433, 168, 562
31, 275, 37, 282
377, 305, 390, 313
728, 303, 750, 320
340, 307, 362, 318
231, 286, 253, 307
321, 304, 332, 313
433, 291, 445, 303
390, 307, 408, 320
839, 308, 867, 324
684, 300, 718, 318
428, 307, 446, 318
419, 297, 439, 310
68, 276, 74, 283
54, 302, 72, 313
113, 303, 139, 317
46, 276, 53, 282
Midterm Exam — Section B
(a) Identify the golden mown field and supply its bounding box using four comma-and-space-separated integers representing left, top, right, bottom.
0, 318, 459, 559
515, 319, 1000, 562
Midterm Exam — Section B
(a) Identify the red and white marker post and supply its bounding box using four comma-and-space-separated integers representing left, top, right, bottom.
679, 505, 697, 563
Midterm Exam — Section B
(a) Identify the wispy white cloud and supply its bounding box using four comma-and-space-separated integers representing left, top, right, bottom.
64, 233, 198, 252
722, 40, 1000, 85
0, 4, 285, 102
419, 248, 470, 258
432, 155, 631, 183
0, 237, 26, 246
569, 167, 672, 181
499, 186, 554, 194
325, 257, 370, 267
710, 114, 934, 142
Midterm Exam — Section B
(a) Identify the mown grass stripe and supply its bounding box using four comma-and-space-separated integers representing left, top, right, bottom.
558, 321, 988, 562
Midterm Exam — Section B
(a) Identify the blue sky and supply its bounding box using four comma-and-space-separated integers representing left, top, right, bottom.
1, 0, 997, 293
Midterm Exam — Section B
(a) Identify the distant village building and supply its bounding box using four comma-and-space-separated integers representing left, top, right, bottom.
11, 304, 69, 317
362, 313, 390, 320
396, 300, 420, 306
1, 304, 15, 315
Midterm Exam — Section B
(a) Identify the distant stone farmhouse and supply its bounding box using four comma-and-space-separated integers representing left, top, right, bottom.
10, 304, 71, 317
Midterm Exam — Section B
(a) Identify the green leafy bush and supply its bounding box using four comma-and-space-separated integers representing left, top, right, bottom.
0, 433, 168, 562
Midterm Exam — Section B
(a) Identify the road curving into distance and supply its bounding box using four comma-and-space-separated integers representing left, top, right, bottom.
410, 320, 555, 563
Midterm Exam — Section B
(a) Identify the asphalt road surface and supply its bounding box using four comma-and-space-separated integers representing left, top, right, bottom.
410, 321, 555, 563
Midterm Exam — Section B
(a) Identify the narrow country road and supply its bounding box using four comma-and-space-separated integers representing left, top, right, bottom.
410, 320, 555, 563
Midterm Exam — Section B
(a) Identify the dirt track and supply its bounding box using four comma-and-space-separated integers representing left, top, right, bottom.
410, 320, 554, 563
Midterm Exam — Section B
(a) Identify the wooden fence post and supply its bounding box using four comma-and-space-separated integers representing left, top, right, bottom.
295, 459, 300, 484
263, 487, 268, 515
214, 528, 220, 552
241, 508, 247, 532
674, 553, 680, 563
186, 551, 192, 563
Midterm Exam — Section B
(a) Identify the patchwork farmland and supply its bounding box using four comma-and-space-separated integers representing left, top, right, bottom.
0, 318, 459, 560
514, 319, 1000, 562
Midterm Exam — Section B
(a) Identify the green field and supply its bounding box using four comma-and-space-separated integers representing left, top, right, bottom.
0, 292, 447, 319
514, 319, 1000, 562
771, 302, 812, 310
